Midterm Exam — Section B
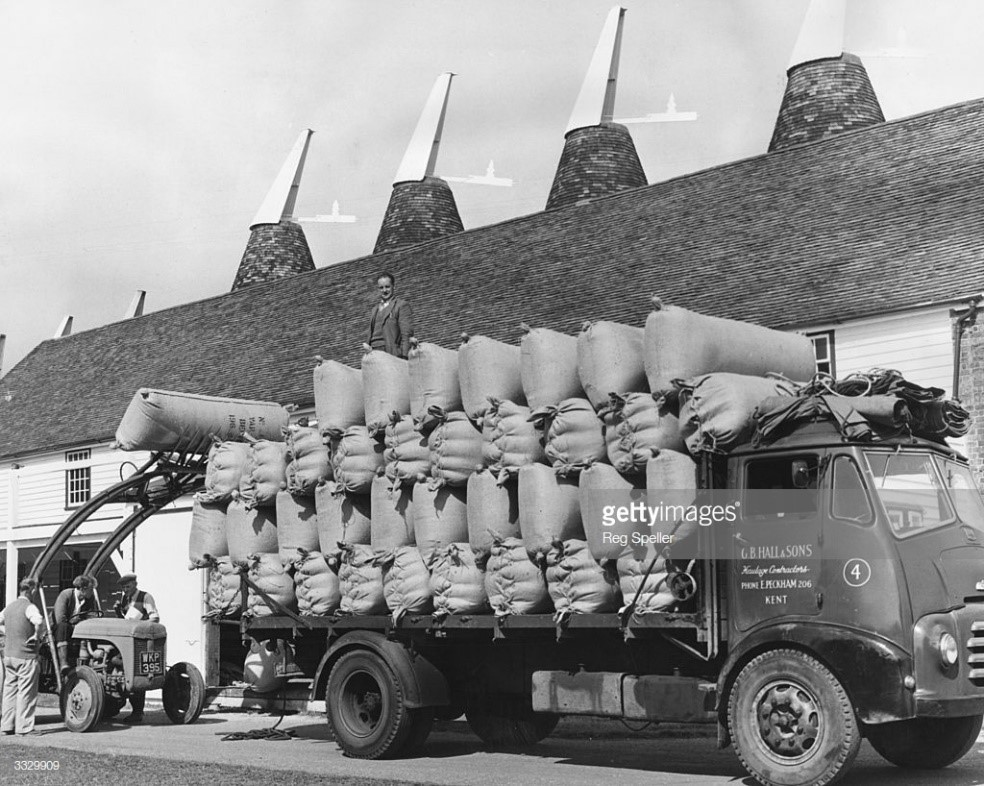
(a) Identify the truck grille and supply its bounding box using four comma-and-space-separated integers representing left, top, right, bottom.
967, 621, 984, 684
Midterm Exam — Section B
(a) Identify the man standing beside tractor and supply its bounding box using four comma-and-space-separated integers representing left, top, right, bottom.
113, 573, 159, 723
0, 578, 45, 736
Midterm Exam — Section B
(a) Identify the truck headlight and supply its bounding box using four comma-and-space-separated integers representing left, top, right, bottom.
939, 632, 959, 668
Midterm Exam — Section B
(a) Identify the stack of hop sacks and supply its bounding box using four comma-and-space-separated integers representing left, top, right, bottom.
190, 440, 248, 619
184, 298, 818, 626
314, 358, 381, 615
578, 299, 816, 614
228, 434, 296, 618
282, 424, 338, 615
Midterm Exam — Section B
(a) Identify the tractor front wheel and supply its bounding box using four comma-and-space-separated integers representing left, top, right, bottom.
61, 666, 105, 733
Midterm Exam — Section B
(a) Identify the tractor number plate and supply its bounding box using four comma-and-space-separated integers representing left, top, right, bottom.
139, 651, 163, 676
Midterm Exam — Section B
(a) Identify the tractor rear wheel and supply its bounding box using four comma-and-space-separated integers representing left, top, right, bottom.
163, 662, 206, 724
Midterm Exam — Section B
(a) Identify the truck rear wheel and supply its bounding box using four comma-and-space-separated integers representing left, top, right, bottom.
163, 662, 206, 724
326, 649, 433, 759
61, 666, 105, 733
466, 705, 560, 747
728, 649, 860, 786
866, 714, 983, 769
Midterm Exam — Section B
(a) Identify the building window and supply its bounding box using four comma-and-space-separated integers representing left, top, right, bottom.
808, 331, 836, 376
65, 449, 91, 508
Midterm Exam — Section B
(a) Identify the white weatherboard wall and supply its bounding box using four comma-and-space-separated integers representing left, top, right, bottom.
805, 306, 964, 452
133, 505, 204, 672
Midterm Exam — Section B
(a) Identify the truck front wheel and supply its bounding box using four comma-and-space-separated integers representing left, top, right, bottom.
326, 649, 433, 759
865, 714, 983, 769
466, 704, 560, 747
728, 649, 860, 786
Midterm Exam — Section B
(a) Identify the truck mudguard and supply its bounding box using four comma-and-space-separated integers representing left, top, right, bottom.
310, 630, 449, 709
717, 622, 916, 728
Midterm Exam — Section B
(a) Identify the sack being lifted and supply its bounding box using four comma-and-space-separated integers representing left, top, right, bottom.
114, 388, 289, 453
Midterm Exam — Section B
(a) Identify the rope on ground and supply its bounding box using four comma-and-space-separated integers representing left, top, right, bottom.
218, 685, 297, 742
219, 727, 297, 742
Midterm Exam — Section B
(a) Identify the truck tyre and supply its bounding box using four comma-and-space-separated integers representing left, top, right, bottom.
466, 706, 560, 747
728, 649, 860, 786
326, 649, 434, 759
61, 666, 105, 733
163, 662, 206, 724
865, 714, 983, 769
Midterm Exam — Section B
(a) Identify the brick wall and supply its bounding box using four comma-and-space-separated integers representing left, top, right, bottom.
957, 309, 984, 480
373, 176, 464, 253
769, 54, 885, 152
232, 220, 316, 291
546, 123, 647, 211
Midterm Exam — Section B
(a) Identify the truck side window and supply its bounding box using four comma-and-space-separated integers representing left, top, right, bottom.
744, 455, 819, 518
830, 456, 873, 524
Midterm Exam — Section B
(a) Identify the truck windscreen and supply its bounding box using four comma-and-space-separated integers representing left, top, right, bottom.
865, 451, 955, 539
939, 458, 984, 535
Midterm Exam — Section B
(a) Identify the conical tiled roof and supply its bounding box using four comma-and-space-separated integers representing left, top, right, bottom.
373, 176, 464, 253
769, 53, 884, 152
546, 122, 646, 210
232, 220, 316, 291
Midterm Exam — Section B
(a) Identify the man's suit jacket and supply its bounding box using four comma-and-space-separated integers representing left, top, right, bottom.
368, 297, 414, 359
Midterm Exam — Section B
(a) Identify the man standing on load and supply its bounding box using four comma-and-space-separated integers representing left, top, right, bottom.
0, 578, 45, 736
368, 272, 414, 359
114, 573, 159, 723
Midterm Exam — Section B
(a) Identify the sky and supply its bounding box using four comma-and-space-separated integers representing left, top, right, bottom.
2, 0, 984, 372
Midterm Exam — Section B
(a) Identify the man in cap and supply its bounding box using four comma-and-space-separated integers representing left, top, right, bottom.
53, 574, 99, 674
113, 574, 159, 723
0, 578, 45, 736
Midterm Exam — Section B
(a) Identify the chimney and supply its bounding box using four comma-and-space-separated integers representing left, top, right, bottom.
374, 73, 464, 254
546, 6, 646, 211
125, 290, 146, 318
55, 316, 73, 338
0, 334, 5, 377
769, 0, 884, 152
232, 129, 317, 291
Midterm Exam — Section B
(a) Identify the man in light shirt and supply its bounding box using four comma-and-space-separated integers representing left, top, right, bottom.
0, 578, 45, 736
113, 573, 159, 723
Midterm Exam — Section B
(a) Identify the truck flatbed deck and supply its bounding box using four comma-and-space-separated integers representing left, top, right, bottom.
242, 610, 705, 639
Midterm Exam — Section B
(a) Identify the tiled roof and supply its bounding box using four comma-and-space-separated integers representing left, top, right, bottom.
3, 98, 984, 459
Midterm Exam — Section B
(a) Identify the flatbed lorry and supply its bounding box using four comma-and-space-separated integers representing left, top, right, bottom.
242, 421, 984, 786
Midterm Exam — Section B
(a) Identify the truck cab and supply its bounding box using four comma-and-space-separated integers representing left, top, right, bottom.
719, 421, 984, 783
